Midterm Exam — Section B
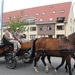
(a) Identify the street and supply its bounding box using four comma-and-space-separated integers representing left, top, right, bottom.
0, 57, 75, 75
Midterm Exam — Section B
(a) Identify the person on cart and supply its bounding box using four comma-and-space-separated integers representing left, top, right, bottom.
4, 26, 21, 52
14, 28, 26, 43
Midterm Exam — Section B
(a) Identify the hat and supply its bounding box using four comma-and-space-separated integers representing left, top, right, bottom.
16, 27, 19, 30
7, 26, 10, 29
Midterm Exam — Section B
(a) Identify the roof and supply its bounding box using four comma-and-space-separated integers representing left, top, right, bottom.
3, 2, 72, 23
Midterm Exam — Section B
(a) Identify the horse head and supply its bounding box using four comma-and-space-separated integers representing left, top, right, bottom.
68, 32, 75, 48
68, 32, 75, 42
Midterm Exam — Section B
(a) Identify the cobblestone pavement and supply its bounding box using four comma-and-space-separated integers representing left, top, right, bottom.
0, 57, 75, 75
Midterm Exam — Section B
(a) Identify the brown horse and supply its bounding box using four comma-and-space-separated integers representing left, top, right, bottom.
30, 37, 75, 75
43, 52, 75, 72
0, 43, 13, 57
21, 41, 33, 52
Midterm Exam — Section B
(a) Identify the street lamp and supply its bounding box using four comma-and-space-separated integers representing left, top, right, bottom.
0, 0, 4, 42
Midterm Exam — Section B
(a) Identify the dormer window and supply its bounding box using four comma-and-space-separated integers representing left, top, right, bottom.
40, 19, 43, 21
26, 14, 28, 17
57, 17, 65, 23
43, 12, 45, 15
14, 16, 16, 18
53, 11, 56, 14
61, 10, 65, 13
49, 18, 53, 21
21, 16, 22, 17
8, 17, 9, 20
36, 13, 39, 16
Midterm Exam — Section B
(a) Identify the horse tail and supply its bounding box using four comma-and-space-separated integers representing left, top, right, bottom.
30, 38, 37, 59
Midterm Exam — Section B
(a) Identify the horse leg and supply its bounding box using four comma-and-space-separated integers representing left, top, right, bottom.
72, 55, 75, 71
54, 57, 65, 74
34, 52, 41, 72
65, 61, 68, 72
65, 55, 75, 72
47, 55, 55, 69
41, 55, 49, 73
66, 55, 72, 75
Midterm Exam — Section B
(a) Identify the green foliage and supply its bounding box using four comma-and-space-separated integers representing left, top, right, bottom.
7, 10, 28, 33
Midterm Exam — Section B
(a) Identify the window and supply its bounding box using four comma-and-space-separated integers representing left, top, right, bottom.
70, 18, 72, 23
48, 35, 52, 38
36, 13, 39, 16
61, 10, 65, 13
3, 28, 6, 32
57, 25, 64, 30
40, 19, 43, 21
43, 12, 45, 15
25, 14, 28, 17
8, 17, 9, 20
14, 16, 16, 18
30, 19, 36, 25
21, 16, 22, 17
73, 28, 74, 32
41, 34, 45, 37
30, 27, 36, 31
49, 18, 53, 21
30, 35, 36, 39
47, 26, 51, 30
57, 17, 65, 23
2, 22, 8, 27
40, 26, 44, 31
24, 20, 29, 24
53, 11, 56, 14
57, 35, 64, 38
70, 26, 72, 31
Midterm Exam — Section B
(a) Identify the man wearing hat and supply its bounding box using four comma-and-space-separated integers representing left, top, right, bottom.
14, 27, 26, 42
4, 26, 21, 52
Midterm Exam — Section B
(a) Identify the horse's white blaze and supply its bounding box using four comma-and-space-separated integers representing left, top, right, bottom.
45, 65, 49, 72
34, 67, 38, 72
54, 69, 58, 74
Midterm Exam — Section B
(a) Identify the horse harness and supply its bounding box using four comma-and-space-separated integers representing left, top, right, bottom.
58, 37, 69, 50
67, 37, 75, 48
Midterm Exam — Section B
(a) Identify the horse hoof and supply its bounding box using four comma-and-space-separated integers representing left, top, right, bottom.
45, 69, 49, 73
45, 66, 49, 73
72, 68, 74, 71
66, 70, 68, 72
35, 69, 38, 72
54, 69, 58, 74
34, 67, 38, 72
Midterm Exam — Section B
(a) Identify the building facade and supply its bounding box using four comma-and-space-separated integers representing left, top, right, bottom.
0, 1, 75, 40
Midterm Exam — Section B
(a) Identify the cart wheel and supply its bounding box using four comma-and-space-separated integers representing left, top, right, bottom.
5, 55, 17, 69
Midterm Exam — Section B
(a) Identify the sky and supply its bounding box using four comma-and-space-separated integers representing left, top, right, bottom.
3, 0, 75, 16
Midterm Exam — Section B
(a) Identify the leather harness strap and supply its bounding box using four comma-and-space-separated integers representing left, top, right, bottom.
58, 37, 68, 50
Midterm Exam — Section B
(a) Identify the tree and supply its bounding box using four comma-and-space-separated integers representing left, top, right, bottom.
7, 10, 28, 33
